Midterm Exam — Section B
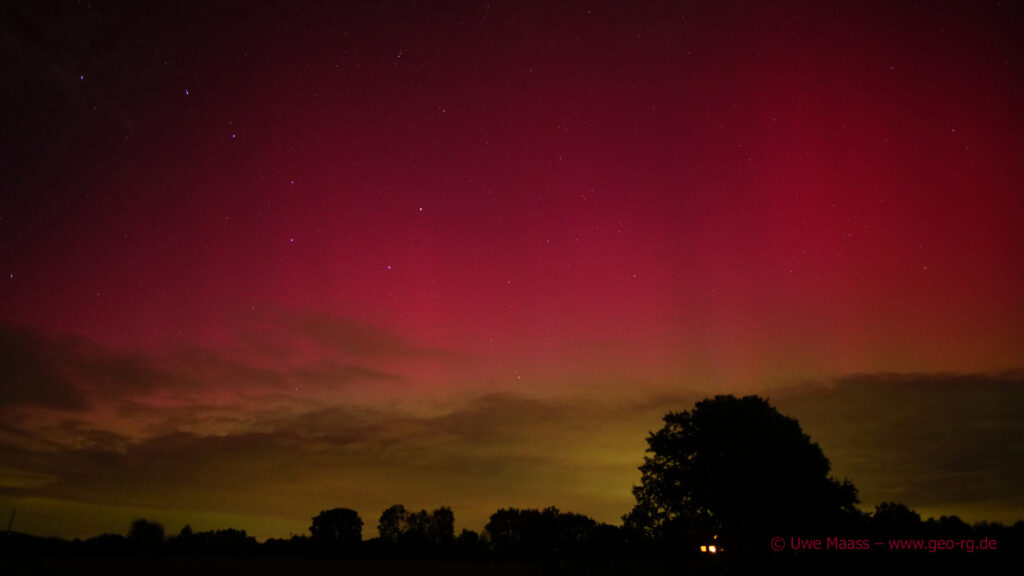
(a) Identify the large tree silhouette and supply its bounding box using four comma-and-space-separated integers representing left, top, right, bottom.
624, 395, 859, 552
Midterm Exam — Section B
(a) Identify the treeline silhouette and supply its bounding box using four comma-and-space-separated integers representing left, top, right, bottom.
3, 505, 1021, 573
3, 396, 1022, 574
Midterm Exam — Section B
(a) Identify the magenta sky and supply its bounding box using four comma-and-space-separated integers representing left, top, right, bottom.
2, 1, 1022, 539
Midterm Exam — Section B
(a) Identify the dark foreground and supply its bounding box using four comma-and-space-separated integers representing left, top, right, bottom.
9, 557, 1024, 573
3, 557, 674, 576
9, 555, 1022, 576
10, 557, 533, 576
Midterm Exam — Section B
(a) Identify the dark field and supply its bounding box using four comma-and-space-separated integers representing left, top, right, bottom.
5, 557, 654, 576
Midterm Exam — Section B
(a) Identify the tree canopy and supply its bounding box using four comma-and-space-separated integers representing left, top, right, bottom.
377, 505, 455, 547
485, 506, 602, 559
309, 508, 363, 548
624, 395, 859, 551
126, 518, 164, 548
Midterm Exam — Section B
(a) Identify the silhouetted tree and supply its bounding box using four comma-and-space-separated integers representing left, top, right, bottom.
426, 506, 455, 546
871, 502, 922, 535
624, 395, 859, 554
406, 509, 431, 543
378, 504, 408, 542
927, 515, 973, 539
169, 526, 257, 555
199, 528, 257, 553
82, 533, 128, 554
385, 506, 452, 543
168, 525, 194, 554
485, 506, 600, 560
263, 534, 313, 556
127, 518, 164, 550
377, 505, 455, 557
456, 528, 486, 558
310, 508, 362, 549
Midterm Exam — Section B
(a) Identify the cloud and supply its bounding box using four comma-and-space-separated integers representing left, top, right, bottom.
0, 326, 124, 411
767, 372, 1024, 522
0, 326, 220, 412
0, 389, 670, 537
4, 341, 1022, 540
0, 320, 414, 426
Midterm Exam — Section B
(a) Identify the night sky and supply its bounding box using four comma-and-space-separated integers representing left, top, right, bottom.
2, 1, 1022, 539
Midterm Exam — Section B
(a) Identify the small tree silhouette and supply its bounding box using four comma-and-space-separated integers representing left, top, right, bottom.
127, 518, 164, 551
377, 504, 455, 555
871, 502, 923, 536
426, 506, 455, 546
378, 504, 408, 543
456, 528, 485, 558
486, 506, 599, 559
310, 508, 362, 549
